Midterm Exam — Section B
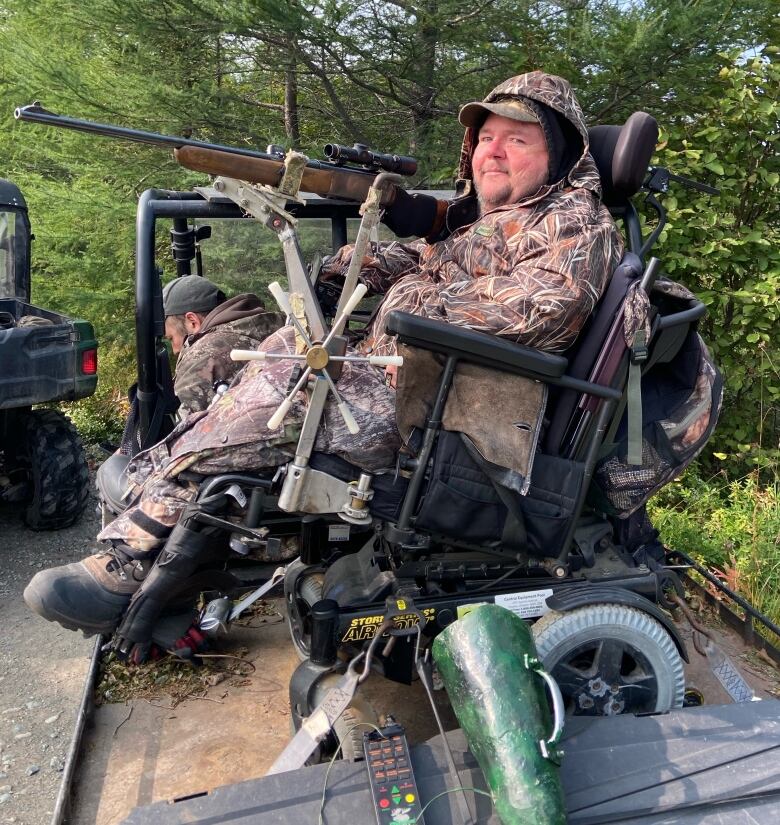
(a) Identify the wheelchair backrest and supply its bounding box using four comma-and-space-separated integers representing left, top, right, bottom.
542, 251, 644, 456
587, 112, 659, 206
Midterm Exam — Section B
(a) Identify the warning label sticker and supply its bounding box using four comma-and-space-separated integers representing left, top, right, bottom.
328, 524, 350, 542
494, 588, 554, 619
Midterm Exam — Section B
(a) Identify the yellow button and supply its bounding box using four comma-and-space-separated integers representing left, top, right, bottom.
405, 794, 415, 803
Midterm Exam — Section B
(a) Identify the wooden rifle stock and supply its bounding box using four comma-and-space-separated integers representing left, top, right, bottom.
174, 146, 390, 204
14, 103, 398, 205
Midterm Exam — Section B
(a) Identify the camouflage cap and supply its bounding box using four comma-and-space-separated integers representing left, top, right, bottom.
162, 276, 226, 317
458, 95, 540, 128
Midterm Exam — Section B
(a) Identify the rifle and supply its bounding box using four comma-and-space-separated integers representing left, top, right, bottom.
14, 103, 416, 204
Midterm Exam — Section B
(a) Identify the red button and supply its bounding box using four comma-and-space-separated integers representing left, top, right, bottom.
379, 798, 390, 809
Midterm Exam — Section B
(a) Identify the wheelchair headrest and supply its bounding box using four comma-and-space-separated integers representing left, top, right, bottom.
588, 112, 659, 205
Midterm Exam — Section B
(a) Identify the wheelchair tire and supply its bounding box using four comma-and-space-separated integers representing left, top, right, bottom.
284, 559, 325, 662
532, 603, 685, 716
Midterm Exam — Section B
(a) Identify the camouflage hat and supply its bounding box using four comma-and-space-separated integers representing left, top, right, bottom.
458, 95, 540, 128
162, 276, 226, 317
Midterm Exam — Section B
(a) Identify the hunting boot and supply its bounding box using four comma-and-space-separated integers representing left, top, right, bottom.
23, 543, 155, 636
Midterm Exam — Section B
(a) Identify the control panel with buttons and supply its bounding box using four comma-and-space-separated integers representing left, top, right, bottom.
363, 722, 424, 824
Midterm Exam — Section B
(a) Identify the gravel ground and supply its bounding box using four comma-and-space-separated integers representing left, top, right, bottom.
0, 479, 100, 825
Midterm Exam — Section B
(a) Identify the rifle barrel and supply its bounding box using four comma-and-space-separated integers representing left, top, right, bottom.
14, 103, 283, 161
13, 103, 374, 176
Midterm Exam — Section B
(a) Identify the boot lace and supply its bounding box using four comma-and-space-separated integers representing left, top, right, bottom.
97, 544, 147, 582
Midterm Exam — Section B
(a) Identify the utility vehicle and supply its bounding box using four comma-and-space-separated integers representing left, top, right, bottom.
0, 179, 96, 529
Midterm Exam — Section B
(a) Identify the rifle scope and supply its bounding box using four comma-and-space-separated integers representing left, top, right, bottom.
324, 143, 417, 176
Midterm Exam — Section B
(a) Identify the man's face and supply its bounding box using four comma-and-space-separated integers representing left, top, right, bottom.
164, 311, 205, 355
471, 114, 549, 211
164, 316, 188, 355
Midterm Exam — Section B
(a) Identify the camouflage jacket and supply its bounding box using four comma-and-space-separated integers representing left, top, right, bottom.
138, 325, 399, 477
323, 71, 624, 358
174, 294, 283, 416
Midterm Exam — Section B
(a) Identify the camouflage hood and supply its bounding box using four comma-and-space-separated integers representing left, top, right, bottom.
458, 71, 601, 197
191, 293, 275, 339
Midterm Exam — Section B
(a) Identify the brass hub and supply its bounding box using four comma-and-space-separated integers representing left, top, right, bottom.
306, 345, 329, 370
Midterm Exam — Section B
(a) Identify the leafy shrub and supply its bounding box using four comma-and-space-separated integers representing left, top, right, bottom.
655, 51, 780, 475
650, 468, 780, 626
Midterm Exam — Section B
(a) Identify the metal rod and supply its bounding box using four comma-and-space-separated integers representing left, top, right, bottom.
669, 550, 780, 640
135, 189, 162, 439
51, 636, 104, 825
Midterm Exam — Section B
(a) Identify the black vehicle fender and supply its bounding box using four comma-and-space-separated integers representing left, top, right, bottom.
545, 584, 688, 662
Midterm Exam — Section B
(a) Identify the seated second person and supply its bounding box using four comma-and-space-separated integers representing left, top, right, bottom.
24, 70, 623, 637
162, 276, 283, 416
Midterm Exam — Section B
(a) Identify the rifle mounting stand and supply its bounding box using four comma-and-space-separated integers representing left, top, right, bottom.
203, 156, 404, 525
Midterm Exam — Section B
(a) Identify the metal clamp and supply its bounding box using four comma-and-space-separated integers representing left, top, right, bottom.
341, 473, 375, 524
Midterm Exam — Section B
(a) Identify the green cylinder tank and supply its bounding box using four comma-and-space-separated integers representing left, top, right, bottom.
432, 604, 566, 825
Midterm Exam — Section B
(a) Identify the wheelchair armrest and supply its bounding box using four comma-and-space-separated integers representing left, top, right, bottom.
385, 311, 568, 379
657, 297, 706, 330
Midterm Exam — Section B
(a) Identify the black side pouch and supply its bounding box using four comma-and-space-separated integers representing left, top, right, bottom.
518, 453, 585, 557
414, 432, 507, 543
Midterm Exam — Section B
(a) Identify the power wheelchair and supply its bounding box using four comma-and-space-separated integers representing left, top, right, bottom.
99, 110, 713, 730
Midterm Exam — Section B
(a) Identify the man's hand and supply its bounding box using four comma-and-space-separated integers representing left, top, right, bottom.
385, 363, 398, 388
382, 187, 441, 238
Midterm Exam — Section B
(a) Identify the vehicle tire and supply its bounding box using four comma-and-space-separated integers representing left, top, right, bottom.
20, 409, 90, 530
532, 603, 685, 716
311, 674, 377, 763
284, 558, 325, 662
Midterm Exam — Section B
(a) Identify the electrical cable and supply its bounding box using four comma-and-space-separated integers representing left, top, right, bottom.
416, 648, 479, 825
318, 721, 386, 825
471, 562, 525, 593
317, 719, 494, 825
568, 740, 780, 823
416, 788, 493, 824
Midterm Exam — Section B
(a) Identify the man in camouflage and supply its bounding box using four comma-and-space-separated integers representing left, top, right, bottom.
162, 276, 283, 416
25, 71, 624, 636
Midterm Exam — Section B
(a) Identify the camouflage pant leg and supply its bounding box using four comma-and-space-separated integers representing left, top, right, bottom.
97, 469, 199, 555
96, 442, 295, 555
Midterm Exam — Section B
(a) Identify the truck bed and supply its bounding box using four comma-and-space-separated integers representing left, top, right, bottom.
66, 592, 780, 825
0, 298, 97, 408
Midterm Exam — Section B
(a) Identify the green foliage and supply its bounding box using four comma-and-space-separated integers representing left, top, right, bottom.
654, 51, 780, 472
650, 468, 780, 626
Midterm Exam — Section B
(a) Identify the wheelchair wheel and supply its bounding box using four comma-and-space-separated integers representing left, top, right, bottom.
284, 559, 325, 661
532, 603, 685, 716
